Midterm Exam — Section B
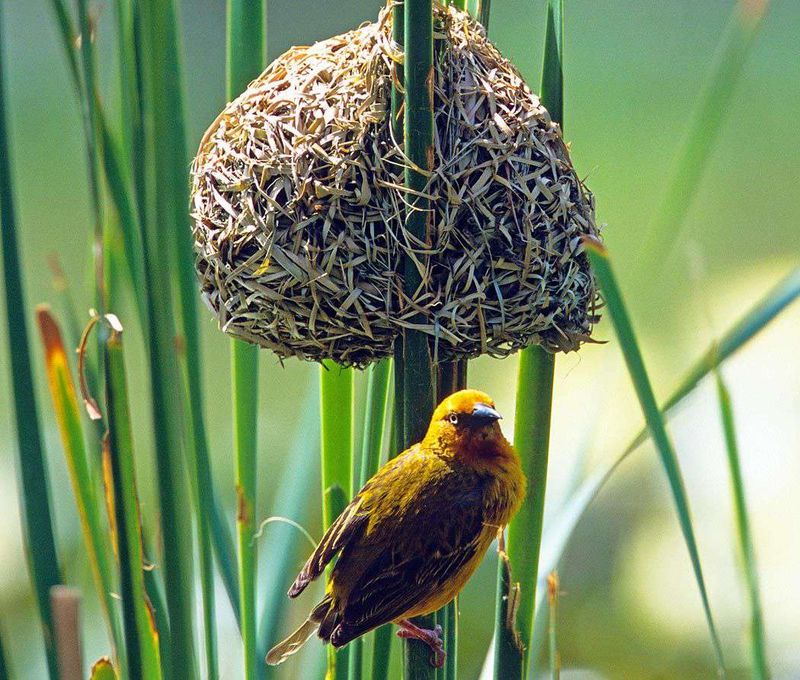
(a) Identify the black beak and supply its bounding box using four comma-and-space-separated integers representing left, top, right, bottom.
471, 403, 502, 423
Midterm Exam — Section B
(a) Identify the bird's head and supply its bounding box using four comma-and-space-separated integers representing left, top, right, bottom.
425, 389, 509, 458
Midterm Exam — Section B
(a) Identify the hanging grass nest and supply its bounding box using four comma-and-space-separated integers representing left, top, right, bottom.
191, 4, 600, 366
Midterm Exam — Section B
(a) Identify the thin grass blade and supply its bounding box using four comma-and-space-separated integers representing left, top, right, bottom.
546, 574, 559, 680
715, 371, 769, 679
36, 308, 124, 660
585, 238, 725, 675
0, 12, 62, 674
74, 0, 108, 309
638, 0, 770, 277
436, 360, 467, 680
103, 317, 163, 680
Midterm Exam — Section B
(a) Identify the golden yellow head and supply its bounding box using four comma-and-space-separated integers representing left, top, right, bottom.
424, 389, 508, 459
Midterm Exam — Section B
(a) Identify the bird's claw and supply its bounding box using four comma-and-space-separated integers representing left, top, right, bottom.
396, 620, 446, 668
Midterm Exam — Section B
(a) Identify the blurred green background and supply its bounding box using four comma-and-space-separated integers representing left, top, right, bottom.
1, 0, 798, 677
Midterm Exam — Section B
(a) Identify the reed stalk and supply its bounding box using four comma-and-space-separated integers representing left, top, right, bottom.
436, 360, 466, 680
51, 586, 83, 680
89, 658, 116, 680
0, 12, 62, 674
395, 1, 437, 678
227, 3, 266, 677
495, 2, 561, 677
103, 317, 163, 680
137, 1, 200, 675
350, 360, 392, 680
585, 239, 725, 674
320, 361, 354, 679
715, 372, 768, 679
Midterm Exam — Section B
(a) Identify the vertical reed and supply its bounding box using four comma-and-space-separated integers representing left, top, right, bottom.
397, 1, 437, 677
0, 10, 62, 674
495, 1, 561, 677
226, 3, 266, 678
320, 361, 354, 679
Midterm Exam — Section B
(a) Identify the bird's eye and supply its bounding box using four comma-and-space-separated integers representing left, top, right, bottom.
447, 413, 459, 425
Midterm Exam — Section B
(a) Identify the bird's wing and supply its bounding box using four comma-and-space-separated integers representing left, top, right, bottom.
287, 497, 368, 598
287, 447, 418, 598
330, 473, 489, 645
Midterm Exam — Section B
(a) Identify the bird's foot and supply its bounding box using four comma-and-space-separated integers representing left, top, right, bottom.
396, 620, 446, 668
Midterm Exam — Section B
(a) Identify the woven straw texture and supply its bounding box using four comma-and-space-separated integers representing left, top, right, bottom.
191, 4, 600, 366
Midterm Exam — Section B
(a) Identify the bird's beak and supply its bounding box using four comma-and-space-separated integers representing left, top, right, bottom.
471, 403, 502, 423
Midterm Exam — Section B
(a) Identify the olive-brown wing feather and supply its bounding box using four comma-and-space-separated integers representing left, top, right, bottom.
329, 475, 489, 646
287, 448, 418, 598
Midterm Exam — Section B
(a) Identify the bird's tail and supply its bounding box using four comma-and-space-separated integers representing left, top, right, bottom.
265, 617, 319, 666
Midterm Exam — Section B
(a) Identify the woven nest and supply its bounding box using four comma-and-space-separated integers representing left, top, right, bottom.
191, 4, 600, 366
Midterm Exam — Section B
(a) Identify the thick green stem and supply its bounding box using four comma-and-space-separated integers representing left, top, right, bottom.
320, 362, 354, 679
105, 321, 163, 680
497, 348, 554, 678
436, 360, 466, 680
0, 12, 62, 676
395, 1, 436, 676
495, 2, 561, 677
138, 1, 199, 675
350, 360, 392, 680
227, 3, 266, 678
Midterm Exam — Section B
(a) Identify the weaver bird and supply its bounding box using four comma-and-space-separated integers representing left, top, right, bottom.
266, 389, 526, 668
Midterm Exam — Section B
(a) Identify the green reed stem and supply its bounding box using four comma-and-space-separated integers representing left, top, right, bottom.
585, 238, 726, 675
436, 360, 466, 680
349, 360, 392, 680
496, 2, 561, 677
104, 318, 163, 680
321, 361, 354, 679
227, 3, 266, 677
715, 372, 768, 679
396, 2, 437, 677
0, 13, 62, 675
138, 1, 200, 675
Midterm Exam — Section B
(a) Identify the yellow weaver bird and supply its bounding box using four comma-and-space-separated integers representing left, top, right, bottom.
266, 389, 526, 668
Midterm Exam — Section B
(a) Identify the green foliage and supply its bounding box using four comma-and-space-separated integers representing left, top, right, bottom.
496, 2, 561, 677
0, 10, 62, 674
398, 1, 437, 678
715, 372, 769, 679
226, 4, 266, 677
36, 309, 123, 660
585, 239, 725, 674
320, 362, 354, 679
137, 0, 200, 674
638, 0, 770, 278
103, 317, 163, 680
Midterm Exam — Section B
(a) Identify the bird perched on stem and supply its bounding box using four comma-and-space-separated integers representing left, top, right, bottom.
267, 389, 526, 668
